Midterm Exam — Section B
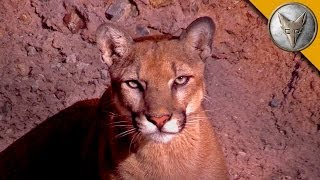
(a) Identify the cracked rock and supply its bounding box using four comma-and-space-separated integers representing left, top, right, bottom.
76, 62, 89, 70
31, 80, 41, 92
269, 99, 280, 108
54, 90, 66, 100
150, 0, 173, 8
238, 151, 247, 156
202, 0, 209, 4
0, 101, 12, 115
16, 63, 30, 77
136, 25, 150, 36
18, 13, 32, 25
105, 0, 137, 21
100, 69, 109, 80
5, 128, 13, 134
25, 45, 37, 56
66, 54, 77, 63
63, 8, 86, 34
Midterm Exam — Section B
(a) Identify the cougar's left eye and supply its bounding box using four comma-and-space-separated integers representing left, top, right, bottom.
174, 76, 190, 86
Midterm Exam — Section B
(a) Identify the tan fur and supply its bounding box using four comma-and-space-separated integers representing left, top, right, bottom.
96, 17, 228, 180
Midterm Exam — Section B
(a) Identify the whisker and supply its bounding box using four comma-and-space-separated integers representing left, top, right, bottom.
203, 95, 213, 104
186, 121, 204, 125
129, 132, 139, 154
202, 109, 222, 113
116, 129, 136, 138
186, 119, 200, 123
108, 125, 134, 128
106, 121, 129, 125
185, 123, 198, 129
112, 124, 133, 127
187, 117, 207, 121
136, 132, 143, 142
187, 119, 205, 122
187, 111, 209, 117
185, 118, 205, 127
187, 119, 204, 122
187, 118, 202, 121
116, 131, 135, 139
188, 116, 207, 118
108, 114, 120, 118
186, 122, 200, 125
103, 111, 130, 118
107, 121, 129, 124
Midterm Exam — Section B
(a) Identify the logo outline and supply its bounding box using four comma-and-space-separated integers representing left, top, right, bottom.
268, 2, 318, 52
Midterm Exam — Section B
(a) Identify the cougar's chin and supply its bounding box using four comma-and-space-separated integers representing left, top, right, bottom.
148, 132, 176, 143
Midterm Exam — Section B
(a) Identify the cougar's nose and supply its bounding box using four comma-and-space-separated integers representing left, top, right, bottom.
146, 114, 171, 129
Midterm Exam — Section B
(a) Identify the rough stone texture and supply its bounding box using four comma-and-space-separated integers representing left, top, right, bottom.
0, 0, 319, 179
149, 0, 173, 8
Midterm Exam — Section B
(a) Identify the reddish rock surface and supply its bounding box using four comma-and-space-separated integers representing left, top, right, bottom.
0, 0, 319, 179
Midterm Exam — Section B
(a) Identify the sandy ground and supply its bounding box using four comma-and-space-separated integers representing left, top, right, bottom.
0, 0, 319, 179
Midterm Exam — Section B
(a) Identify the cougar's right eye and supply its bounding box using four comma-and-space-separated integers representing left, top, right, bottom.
125, 80, 140, 89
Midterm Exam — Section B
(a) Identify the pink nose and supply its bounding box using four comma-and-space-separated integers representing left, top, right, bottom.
147, 115, 171, 129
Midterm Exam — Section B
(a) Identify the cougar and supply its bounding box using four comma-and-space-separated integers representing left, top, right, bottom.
96, 16, 229, 179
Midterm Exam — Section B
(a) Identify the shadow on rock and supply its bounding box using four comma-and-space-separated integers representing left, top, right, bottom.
0, 99, 100, 180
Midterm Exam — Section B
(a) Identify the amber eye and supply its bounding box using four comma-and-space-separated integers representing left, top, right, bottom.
125, 80, 140, 89
174, 76, 190, 86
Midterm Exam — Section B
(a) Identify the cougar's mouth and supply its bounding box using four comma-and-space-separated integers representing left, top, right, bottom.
131, 112, 186, 143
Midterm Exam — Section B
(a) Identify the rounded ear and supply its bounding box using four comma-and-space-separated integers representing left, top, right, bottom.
96, 23, 133, 67
181, 16, 215, 60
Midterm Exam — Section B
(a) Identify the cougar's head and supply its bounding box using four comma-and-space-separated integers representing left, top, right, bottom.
96, 17, 215, 143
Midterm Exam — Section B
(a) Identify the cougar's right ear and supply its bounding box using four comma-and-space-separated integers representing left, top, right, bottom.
96, 23, 133, 67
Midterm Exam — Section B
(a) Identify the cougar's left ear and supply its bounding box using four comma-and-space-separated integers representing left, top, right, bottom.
96, 23, 133, 67
181, 16, 215, 60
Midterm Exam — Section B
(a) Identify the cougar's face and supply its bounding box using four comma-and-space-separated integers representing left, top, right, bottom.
96, 17, 214, 143
110, 41, 205, 143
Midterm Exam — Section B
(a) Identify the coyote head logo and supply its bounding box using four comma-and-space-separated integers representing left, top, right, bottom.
278, 12, 307, 48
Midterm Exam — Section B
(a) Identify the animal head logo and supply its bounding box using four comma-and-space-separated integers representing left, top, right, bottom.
278, 12, 307, 48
